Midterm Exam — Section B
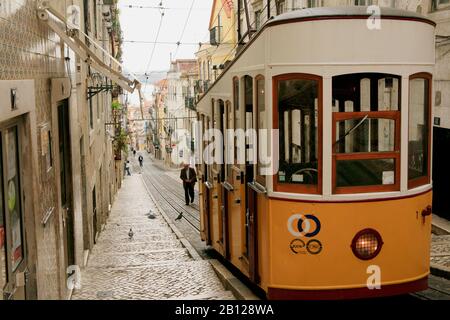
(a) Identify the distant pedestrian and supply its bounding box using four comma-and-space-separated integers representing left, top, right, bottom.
138, 155, 143, 168
125, 160, 131, 176
133, 149, 137, 157
180, 163, 197, 205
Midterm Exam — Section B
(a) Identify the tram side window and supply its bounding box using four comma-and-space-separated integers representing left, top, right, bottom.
244, 76, 255, 180
233, 77, 240, 165
408, 74, 431, 188
226, 101, 233, 181
276, 76, 320, 191
332, 73, 400, 193
206, 115, 213, 183
256, 76, 267, 186
217, 100, 225, 182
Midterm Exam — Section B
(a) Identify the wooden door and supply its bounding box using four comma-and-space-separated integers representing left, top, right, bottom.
246, 186, 259, 283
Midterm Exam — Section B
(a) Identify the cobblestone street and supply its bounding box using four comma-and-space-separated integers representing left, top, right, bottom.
71, 174, 234, 300
431, 235, 450, 269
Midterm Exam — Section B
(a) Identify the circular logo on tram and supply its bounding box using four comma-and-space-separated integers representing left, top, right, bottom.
287, 214, 321, 238
306, 239, 323, 255
289, 239, 306, 254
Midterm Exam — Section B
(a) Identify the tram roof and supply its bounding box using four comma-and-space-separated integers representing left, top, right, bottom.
268, 6, 435, 27
196, 6, 434, 106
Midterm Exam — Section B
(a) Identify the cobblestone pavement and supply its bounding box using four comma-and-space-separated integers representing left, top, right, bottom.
431, 234, 450, 269
72, 174, 234, 300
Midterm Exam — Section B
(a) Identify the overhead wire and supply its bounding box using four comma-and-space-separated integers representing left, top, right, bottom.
172, 0, 197, 60
120, 4, 209, 11
142, 4, 166, 93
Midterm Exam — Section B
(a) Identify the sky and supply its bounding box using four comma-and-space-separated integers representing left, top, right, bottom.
119, 0, 213, 103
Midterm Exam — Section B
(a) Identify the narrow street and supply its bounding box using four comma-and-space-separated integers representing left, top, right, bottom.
70, 154, 450, 300
3, 0, 450, 308
71, 156, 234, 300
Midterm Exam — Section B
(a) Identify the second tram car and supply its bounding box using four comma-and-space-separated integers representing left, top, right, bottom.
195, 6, 435, 299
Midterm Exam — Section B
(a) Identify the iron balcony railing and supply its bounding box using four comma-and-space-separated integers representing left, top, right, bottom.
185, 97, 196, 111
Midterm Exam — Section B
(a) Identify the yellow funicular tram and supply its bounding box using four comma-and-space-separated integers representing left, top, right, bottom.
195, 6, 435, 299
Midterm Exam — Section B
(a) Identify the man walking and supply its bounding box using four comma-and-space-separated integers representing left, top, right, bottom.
138, 154, 144, 174
125, 160, 131, 176
180, 163, 197, 205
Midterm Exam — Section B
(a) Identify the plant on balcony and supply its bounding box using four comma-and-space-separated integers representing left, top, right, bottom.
113, 128, 129, 160
112, 101, 122, 111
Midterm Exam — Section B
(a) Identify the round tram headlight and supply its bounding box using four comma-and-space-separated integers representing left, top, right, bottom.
351, 229, 383, 260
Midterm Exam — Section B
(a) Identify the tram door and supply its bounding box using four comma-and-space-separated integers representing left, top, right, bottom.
219, 101, 230, 258
244, 76, 258, 281
203, 115, 212, 246
203, 181, 212, 246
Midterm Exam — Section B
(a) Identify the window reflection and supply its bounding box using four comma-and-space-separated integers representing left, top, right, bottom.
278, 78, 319, 185
337, 159, 395, 187
332, 73, 401, 193
409, 77, 430, 184
335, 119, 395, 153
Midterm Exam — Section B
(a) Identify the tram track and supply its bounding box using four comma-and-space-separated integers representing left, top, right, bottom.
151, 165, 201, 211
149, 172, 201, 220
134, 158, 450, 301
410, 275, 450, 300
136, 161, 201, 233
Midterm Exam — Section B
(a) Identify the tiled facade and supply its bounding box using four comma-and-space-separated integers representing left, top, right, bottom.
0, 0, 126, 299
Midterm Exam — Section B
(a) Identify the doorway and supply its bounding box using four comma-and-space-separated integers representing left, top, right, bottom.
92, 186, 97, 244
57, 101, 75, 268
0, 124, 27, 299
432, 127, 450, 220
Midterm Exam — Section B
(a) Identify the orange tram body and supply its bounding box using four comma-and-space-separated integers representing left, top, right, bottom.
195, 7, 435, 299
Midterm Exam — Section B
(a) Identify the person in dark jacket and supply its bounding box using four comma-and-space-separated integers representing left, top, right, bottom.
180, 163, 197, 205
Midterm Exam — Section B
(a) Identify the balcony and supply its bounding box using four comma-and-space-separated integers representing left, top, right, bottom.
210, 26, 222, 46
194, 80, 211, 97
185, 97, 196, 111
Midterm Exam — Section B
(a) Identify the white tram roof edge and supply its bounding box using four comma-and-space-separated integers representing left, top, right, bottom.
268, 6, 435, 25
197, 6, 435, 107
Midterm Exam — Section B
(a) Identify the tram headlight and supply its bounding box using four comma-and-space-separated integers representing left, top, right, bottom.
351, 229, 383, 260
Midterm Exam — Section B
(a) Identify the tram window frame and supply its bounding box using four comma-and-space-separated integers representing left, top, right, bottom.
331, 73, 401, 194
255, 75, 266, 186
273, 73, 323, 194
216, 99, 226, 182
244, 75, 255, 182
207, 100, 213, 183
408, 72, 432, 189
233, 77, 240, 166
226, 101, 233, 182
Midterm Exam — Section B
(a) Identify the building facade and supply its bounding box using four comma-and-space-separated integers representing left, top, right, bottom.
152, 79, 168, 161
0, 0, 131, 300
195, 0, 236, 101
165, 59, 199, 166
